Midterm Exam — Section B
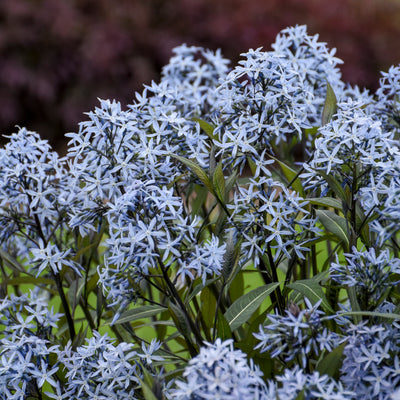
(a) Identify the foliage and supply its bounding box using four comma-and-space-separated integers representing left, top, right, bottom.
1, 25, 400, 399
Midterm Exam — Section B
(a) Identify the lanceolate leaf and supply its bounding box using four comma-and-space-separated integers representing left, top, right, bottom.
190, 185, 209, 216
225, 170, 238, 193
321, 81, 337, 126
308, 197, 342, 210
192, 118, 217, 141
224, 283, 280, 331
316, 342, 346, 379
186, 277, 219, 304
168, 301, 197, 356
170, 154, 213, 192
287, 279, 334, 313
6, 276, 55, 287
313, 169, 348, 204
111, 305, 167, 325
222, 234, 242, 283
338, 310, 400, 320
269, 155, 304, 196
216, 311, 232, 340
315, 209, 350, 250
200, 286, 217, 329
213, 161, 226, 202
140, 379, 159, 400
0, 250, 26, 273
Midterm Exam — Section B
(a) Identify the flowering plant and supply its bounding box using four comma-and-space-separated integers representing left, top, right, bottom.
1, 25, 400, 399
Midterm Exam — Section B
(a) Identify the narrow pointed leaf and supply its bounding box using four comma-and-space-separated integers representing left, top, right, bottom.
7, 276, 55, 286
111, 305, 167, 325
140, 379, 159, 400
192, 118, 217, 141
315, 209, 349, 250
224, 282, 280, 331
170, 154, 213, 192
200, 286, 217, 330
168, 301, 196, 354
313, 169, 348, 204
213, 161, 226, 202
222, 235, 242, 283
316, 342, 346, 379
321, 81, 337, 125
308, 197, 342, 210
0, 250, 26, 273
287, 279, 334, 313
186, 277, 219, 304
269, 155, 304, 196
190, 186, 209, 217
217, 311, 232, 340
225, 170, 238, 193
338, 310, 400, 320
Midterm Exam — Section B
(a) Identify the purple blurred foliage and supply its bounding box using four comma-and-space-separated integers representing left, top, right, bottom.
0, 0, 399, 152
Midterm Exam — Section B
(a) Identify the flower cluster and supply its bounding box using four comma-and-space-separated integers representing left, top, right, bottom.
340, 321, 400, 399
58, 332, 143, 399
254, 299, 339, 369
264, 366, 354, 399
170, 338, 354, 400
376, 64, 400, 135
0, 128, 71, 257
169, 339, 268, 399
228, 177, 319, 267
0, 291, 164, 399
301, 99, 396, 195
330, 248, 400, 310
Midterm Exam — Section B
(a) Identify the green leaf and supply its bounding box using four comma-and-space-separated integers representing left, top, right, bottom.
167, 172, 186, 190
186, 277, 219, 304
355, 203, 371, 244
96, 288, 104, 326
316, 342, 346, 379
111, 305, 167, 325
225, 170, 238, 193
315, 209, 349, 250
227, 268, 244, 303
168, 301, 192, 343
0, 250, 26, 273
208, 145, 217, 177
287, 278, 334, 313
216, 311, 232, 340
269, 155, 304, 196
213, 161, 225, 202
6, 276, 55, 286
307, 197, 343, 210
222, 235, 242, 284
190, 185, 209, 217
192, 118, 217, 141
313, 169, 348, 204
170, 154, 213, 192
321, 81, 337, 125
140, 379, 159, 400
200, 286, 217, 330
214, 206, 228, 236
71, 324, 88, 349
224, 283, 280, 331
338, 310, 400, 320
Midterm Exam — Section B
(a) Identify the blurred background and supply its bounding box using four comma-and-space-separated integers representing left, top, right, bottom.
1, 0, 399, 153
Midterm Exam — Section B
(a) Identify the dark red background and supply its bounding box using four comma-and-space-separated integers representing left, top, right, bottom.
1, 0, 399, 152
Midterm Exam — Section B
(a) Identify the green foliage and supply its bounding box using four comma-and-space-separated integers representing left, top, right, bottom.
321, 81, 338, 125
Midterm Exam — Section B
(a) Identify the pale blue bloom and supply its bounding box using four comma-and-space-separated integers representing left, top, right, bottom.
330, 247, 400, 310
169, 339, 268, 399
